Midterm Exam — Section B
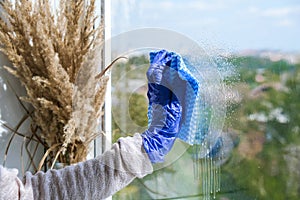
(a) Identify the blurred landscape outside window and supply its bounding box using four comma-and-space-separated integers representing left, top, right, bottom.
111, 0, 300, 199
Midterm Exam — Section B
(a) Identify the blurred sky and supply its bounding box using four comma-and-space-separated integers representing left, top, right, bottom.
112, 0, 300, 52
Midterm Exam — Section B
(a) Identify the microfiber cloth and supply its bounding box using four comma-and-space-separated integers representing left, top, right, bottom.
148, 50, 225, 196
148, 50, 208, 145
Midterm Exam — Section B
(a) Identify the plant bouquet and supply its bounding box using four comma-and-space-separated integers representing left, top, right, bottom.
0, 0, 108, 169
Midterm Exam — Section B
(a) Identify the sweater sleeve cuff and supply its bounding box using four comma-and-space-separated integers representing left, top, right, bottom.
118, 133, 154, 178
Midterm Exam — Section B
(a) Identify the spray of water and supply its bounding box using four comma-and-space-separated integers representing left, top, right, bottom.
180, 49, 237, 199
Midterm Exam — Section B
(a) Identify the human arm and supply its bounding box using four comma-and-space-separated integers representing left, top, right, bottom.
0, 134, 152, 200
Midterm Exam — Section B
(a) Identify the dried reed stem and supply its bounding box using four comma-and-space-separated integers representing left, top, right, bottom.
3, 113, 30, 166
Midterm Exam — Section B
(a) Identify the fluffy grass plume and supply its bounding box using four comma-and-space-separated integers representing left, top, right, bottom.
0, 0, 108, 168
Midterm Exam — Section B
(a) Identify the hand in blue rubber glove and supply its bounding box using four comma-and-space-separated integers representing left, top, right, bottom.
141, 50, 182, 163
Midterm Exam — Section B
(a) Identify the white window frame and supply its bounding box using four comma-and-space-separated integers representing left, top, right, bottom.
85, 0, 112, 159
95, 1, 112, 199
101, 0, 112, 155
85, 0, 112, 199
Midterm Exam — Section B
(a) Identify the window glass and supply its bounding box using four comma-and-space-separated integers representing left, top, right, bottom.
111, 1, 300, 200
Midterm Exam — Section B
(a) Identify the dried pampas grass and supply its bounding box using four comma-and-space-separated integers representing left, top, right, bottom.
0, 0, 109, 168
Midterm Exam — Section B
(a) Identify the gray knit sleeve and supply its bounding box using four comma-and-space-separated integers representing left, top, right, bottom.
23, 134, 153, 200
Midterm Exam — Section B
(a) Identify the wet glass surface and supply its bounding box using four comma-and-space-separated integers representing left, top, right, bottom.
111, 1, 300, 199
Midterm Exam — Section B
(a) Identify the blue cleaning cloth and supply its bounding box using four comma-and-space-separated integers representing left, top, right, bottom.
148, 50, 206, 145
144, 50, 224, 162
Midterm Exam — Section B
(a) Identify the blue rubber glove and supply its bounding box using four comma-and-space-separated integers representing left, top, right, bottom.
141, 50, 182, 163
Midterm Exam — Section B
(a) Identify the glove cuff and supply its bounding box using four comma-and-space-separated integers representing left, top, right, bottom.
141, 131, 176, 163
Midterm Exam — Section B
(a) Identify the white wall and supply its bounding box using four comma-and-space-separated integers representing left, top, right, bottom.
0, 53, 44, 177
